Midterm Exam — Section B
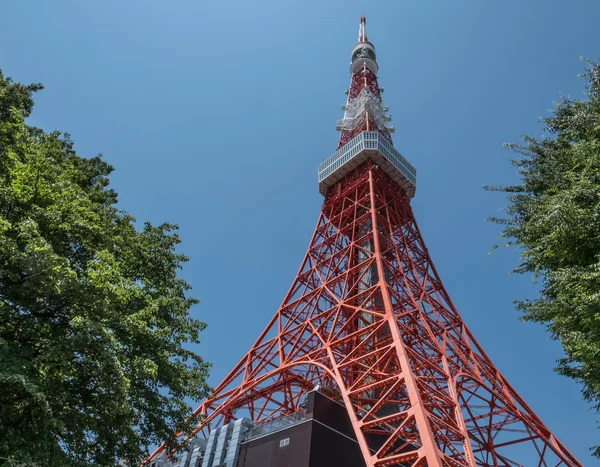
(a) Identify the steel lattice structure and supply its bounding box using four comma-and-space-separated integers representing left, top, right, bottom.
336, 17, 393, 148
146, 16, 581, 467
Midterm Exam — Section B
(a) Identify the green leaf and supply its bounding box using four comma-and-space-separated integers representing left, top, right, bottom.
488, 58, 600, 457
0, 69, 211, 466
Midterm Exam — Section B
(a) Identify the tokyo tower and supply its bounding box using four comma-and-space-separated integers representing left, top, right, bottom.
147, 16, 582, 467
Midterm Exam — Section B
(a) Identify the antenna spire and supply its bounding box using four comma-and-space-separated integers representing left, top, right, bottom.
337, 16, 393, 149
359, 13, 368, 42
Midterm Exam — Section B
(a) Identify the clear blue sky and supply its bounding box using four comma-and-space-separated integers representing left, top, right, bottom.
2, 0, 599, 463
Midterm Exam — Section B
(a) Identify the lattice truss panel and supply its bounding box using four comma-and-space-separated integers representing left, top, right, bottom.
337, 66, 393, 149
152, 162, 580, 467
337, 86, 393, 139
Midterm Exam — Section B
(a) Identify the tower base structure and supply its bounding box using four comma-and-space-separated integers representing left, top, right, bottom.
151, 389, 386, 467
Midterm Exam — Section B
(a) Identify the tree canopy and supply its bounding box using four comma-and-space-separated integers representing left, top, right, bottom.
488, 59, 600, 457
0, 71, 211, 466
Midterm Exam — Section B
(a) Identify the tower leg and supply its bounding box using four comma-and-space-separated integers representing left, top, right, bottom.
147, 164, 581, 467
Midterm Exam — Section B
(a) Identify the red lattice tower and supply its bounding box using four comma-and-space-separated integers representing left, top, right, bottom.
147, 16, 581, 467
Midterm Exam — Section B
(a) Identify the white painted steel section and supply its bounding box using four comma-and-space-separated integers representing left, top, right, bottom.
336, 87, 394, 134
318, 132, 417, 198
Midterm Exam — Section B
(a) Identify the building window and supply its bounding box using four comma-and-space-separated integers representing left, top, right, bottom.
279, 438, 290, 447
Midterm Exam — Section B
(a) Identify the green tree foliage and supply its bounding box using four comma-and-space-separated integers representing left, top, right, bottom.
488, 59, 600, 456
0, 70, 211, 466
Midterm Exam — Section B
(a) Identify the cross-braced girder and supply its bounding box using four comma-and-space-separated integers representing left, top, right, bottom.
147, 162, 581, 467
144, 15, 581, 467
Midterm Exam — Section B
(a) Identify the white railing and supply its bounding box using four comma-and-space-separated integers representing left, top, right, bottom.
318, 132, 417, 196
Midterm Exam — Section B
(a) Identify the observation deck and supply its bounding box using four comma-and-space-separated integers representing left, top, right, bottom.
318, 131, 417, 199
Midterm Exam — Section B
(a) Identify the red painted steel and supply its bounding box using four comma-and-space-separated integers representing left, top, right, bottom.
337, 16, 391, 149
337, 64, 392, 149
145, 17, 582, 467
147, 162, 581, 466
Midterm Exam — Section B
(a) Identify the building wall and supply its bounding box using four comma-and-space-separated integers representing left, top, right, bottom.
309, 421, 366, 467
237, 421, 312, 467
237, 391, 380, 467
